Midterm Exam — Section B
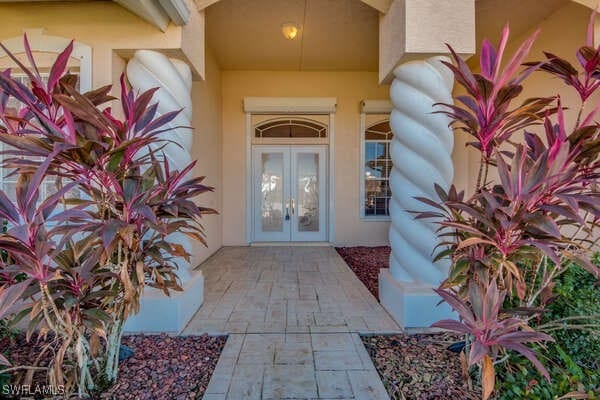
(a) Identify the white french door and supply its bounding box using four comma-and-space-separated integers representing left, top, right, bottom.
252, 145, 328, 242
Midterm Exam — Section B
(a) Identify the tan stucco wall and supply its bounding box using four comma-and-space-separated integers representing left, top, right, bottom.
221, 70, 391, 246
191, 49, 223, 265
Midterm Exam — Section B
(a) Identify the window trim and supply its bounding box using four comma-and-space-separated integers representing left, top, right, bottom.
359, 100, 393, 221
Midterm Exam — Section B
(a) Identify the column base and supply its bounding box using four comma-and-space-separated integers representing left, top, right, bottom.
124, 270, 204, 334
379, 269, 454, 328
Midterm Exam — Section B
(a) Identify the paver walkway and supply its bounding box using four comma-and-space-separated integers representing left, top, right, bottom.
183, 246, 402, 400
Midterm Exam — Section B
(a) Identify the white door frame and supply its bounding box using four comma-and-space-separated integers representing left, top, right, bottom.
244, 97, 336, 244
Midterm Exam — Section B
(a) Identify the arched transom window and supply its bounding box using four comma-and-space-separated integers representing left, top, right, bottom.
255, 118, 328, 139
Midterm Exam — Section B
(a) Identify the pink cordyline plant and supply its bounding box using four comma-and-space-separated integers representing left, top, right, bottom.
418, 14, 600, 400
0, 35, 216, 396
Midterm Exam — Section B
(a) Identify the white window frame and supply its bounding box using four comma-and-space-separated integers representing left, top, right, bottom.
360, 100, 393, 221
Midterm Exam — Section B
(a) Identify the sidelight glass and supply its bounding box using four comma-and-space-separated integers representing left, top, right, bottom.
296, 153, 319, 232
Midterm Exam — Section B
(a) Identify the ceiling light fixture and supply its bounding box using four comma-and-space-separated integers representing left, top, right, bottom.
281, 22, 299, 40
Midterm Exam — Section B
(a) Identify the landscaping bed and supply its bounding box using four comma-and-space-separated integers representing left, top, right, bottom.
362, 334, 480, 400
3, 333, 226, 400
335, 246, 390, 300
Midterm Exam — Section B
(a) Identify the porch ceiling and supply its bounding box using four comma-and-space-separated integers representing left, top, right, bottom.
206, 0, 569, 72
205, 0, 379, 71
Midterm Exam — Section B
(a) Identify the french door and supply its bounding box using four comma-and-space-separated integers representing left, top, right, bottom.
252, 145, 327, 242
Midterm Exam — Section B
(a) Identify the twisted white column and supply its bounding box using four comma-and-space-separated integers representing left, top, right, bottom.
388, 56, 454, 286
126, 50, 193, 173
126, 50, 195, 282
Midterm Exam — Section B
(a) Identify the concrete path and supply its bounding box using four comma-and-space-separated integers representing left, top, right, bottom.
183, 246, 401, 400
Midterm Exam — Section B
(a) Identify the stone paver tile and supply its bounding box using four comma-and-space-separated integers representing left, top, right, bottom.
247, 321, 286, 334
241, 333, 284, 353
316, 371, 354, 399
227, 365, 264, 400
284, 333, 312, 344
182, 318, 226, 335
224, 322, 248, 334
237, 350, 274, 365
314, 350, 363, 371
228, 310, 266, 322
310, 325, 350, 333
220, 334, 244, 358
285, 324, 310, 333
210, 306, 235, 319
202, 394, 226, 400
274, 344, 313, 365
262, 364, 318, 400
205, 364, 234, 394
311, 333, 355, 351
345, 316, 368, 332
298, 285, 317, 300
350, 334, 376, 370
314, 312, 346, 326
347, 370, 390, 400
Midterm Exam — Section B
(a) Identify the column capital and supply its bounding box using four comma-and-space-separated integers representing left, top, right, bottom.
379, 0, 475, 84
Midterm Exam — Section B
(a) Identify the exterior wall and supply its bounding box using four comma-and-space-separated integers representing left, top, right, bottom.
221, 70, 391, 246
191, 49, 223, 264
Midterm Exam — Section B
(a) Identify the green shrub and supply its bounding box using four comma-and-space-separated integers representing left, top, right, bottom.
496, 263, 600, 399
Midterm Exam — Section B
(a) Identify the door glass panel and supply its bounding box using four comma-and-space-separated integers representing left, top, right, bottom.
261, 153, 284, 232
297, 153, 319, 232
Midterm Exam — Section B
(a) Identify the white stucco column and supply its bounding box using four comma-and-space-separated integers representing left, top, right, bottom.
379, 56, 455, 327
123, 50, 204, 333
377, 0, 475, 328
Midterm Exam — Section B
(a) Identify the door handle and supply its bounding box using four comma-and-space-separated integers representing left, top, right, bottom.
285, 198, 290, 220
291, 198, 295, 215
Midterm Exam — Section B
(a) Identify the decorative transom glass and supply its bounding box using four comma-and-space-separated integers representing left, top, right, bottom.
255, 118, 328, 138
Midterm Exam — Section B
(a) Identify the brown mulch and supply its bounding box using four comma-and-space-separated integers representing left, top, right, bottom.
362, 334, 480, 400
3, 333, 227, 400
335, 246, 390, 300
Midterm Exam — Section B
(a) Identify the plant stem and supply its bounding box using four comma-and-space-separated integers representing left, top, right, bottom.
476, 153, 485, 192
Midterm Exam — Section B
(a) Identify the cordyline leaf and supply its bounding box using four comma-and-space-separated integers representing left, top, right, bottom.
482, 355, 495, 400
0, 189, 20, 223
431, 319, 471, 334
469, 341, 490, 366
456, 237, 498, 251
0, 279, 31, 317
433, 288, 475, 323
480, 39, 497, 81
0, 36, 39, 87
498, 341, 551, 381
48, 40, 73, 92
495, 28, 540, 92
22, 33, 40, 78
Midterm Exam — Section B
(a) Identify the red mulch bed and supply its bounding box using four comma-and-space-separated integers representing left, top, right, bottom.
336, 246, 390, 300
362, 334, 480, 400
3, 333, 226, 400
